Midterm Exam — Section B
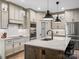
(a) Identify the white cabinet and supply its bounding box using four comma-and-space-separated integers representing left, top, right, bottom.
9, 4, 25, 24
0, 2, 8, 29
13, 39, 20, 53
65, 9, 79, 22
1, 11, 8, 29
73, 9, 79, 21
19, 9, 25, 22
1, 3, 8, 11
5, 37, 29, 56
5, 39, 14, 56
0, 11, 1, 28
9, 4, 15, 20
14, 6, 19, 20
30, 10, 36, 22
65, 10, 73, 22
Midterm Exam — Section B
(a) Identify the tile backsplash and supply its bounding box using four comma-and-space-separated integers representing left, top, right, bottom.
0, 29, 29, 38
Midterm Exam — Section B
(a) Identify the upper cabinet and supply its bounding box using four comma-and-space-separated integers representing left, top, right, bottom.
1, 2, 8, 11
9, 4, 15, 20
9, 4, 25, 24
36, 12, 45, 21
65, 9, 79, 22
29, 10, 36, 23
29, 10, 45, 23
0, 2, 8, 29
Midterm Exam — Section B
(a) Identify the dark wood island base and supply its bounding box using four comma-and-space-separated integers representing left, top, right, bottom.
24, 45, 65, 59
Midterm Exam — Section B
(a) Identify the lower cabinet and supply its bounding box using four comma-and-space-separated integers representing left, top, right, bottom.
5, 39, 14, 56
25, 45, 64, 59
5, 37, 28, 56
25, 45, 42, 59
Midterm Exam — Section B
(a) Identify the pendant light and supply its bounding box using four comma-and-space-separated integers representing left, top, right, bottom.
55, 1, 61, 22
44, 0, 53, 20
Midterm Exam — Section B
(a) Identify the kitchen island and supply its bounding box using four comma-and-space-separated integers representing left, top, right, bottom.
24, 37, 71, 59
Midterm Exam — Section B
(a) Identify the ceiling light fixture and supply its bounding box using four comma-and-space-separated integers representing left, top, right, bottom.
55, 1, 61, 22
44, 0, 53, 20
38, 7, 41, 10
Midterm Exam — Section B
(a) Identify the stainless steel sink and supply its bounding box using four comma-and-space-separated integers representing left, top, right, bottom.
42, 38, 52, 41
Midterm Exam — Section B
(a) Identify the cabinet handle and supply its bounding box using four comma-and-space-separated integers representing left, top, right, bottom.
42, 50, 45, 55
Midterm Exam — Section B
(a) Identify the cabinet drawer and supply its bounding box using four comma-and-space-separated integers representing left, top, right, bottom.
5, 40, 13, 45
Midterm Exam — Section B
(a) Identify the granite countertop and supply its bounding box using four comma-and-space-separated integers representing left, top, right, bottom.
25, 37, 71, 51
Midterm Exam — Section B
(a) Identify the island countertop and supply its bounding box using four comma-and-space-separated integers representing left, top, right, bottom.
25, 37, 71, 51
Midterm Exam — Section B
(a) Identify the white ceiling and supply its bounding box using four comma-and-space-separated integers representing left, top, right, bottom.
6, 0, 79, 12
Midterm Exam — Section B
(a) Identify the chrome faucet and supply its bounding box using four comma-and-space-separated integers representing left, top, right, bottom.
47, 30, 53, 40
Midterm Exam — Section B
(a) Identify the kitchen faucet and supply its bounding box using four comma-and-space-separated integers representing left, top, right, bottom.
47, 30, 53, 40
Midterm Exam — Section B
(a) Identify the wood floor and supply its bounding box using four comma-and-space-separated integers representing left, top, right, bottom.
6, 50, 79, 59
74, 50, 79, 59
6, 51, 24, 59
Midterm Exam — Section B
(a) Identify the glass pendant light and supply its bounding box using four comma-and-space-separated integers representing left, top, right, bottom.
44, 0, 53, 20
55, 1, 61, 22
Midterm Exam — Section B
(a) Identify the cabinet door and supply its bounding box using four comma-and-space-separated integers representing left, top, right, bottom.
0, 11, 1, 28
5, 40, 14, 56
45, 49, 59, 59
14, 6, 19, 20
2, 11, 8, 29
45, 49, 64, 59
2, 2, 8, 11
25, 45, 42, 59
18, 38, 25, 51
13, 39, 20, 53
65, 11, 73, 22
74, 10, 79, 22
9, 4, 15, 20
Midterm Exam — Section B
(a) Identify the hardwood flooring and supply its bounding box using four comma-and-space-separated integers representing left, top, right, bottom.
6, 51, 24, 59
6, 50, 79, 59
74, 50, 79, 59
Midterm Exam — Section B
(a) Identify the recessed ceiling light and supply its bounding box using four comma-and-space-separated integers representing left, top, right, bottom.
61, 7, 65, 10
20, 0, 25, 2
37, 8, 41, 10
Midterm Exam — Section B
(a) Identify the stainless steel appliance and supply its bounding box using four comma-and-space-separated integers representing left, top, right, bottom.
66, 22, 79, 50
66, 22, 79, 38
30, 22, 36, 40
